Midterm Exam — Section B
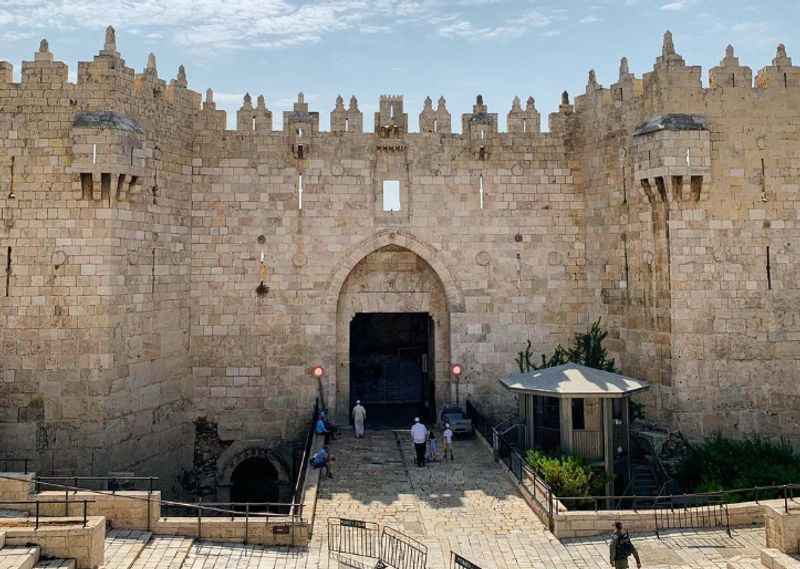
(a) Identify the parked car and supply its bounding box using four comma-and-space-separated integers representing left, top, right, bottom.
440, 405, 474, 436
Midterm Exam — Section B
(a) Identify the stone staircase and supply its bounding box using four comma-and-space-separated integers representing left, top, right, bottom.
101, 530, 193, 569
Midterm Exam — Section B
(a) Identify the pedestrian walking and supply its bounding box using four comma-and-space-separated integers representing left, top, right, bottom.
442, 423, 454, 461
427, 429, 439, 462
410, 417, 428, 467
352, 400, 367, 438
609, 522, 641, 569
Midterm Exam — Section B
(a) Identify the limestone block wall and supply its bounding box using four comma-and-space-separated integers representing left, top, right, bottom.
0, 32, 194, 487
574, 35, 800, 439
189, 96, 587, 453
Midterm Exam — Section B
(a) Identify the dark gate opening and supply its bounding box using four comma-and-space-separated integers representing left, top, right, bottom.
230, 457, 281, 506
350, 313, 435, 428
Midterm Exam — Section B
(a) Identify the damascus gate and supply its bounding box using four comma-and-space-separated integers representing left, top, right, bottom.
1, 27, 800, 498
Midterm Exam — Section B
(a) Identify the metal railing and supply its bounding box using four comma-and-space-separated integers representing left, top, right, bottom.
654, 498, 730, 538
0, 458, 31, 474
1, 474, 306, 545
452, 552, 482, 569
0, 499, 94, 529
35, 476, 158, 494
381, 526, 428, 569
291, 398, 320, 516
465, 400, 492, 442
328, 518, 381, 558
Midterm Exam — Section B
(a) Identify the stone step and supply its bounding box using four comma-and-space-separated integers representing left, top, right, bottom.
0, 547, 40, 569
129, 536, 194, 569
100, 530, 151, 569
33, 559, 76, 569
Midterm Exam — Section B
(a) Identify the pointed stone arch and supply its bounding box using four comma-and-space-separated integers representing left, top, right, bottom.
325, 229, 465, 313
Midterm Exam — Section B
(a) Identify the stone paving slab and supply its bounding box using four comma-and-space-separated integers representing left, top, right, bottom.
102, 530, 152, 569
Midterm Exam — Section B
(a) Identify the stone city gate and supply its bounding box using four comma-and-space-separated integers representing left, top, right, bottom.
333, 235, 458, 426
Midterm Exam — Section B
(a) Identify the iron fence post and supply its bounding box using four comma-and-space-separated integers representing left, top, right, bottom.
35, 500, 40, 530
785, 485, 789, 513
83, 500, 87, 527
197, 505, 201, 539
244, 503, 249, 545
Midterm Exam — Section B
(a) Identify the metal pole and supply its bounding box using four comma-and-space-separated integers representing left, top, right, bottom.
197, 506, 201, 539
83, 500, 87, 527
35, 500, 40, 530
244, 503, 249, 545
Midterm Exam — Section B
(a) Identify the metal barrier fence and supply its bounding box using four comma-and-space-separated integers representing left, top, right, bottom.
654, 499, 731, 538
381, 526, 428, 569
327, 518, 428, 569
0, 499, 94, 528
328, 518, 381, 559
451, 552, 482, 569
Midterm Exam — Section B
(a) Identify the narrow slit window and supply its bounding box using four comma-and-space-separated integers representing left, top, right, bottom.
479, 174, 485, 209
252, 117, 256, 130
345, 118, 349, 132
92, 143, 97, 165
522, 119, 527, 133
785, 73, 789, 88
766, 246, 772, 290
480, 128, 485, 141
382, 180, 400, 212
390, 105, 395, 119
433, 119, 438, 133
298, 174, 303, 210
297, 127, 303, 137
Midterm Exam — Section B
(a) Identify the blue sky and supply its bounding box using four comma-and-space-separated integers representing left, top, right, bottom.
1, 0, 798, 131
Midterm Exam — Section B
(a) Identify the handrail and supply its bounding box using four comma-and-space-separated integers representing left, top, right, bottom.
0, 458, 31, 474
35, 476, 158, 494
0, 473, 306, 544
291, 398, 319, 516
0, 498, 95, 529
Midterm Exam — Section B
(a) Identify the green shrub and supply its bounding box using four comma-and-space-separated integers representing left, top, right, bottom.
525, 449, 608, 497
676, 435, 800, 498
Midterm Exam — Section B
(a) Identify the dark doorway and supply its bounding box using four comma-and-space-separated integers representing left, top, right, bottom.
230, 457, 280, 505
350, 313, 435, 428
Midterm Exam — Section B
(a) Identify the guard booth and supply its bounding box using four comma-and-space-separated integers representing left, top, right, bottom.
499, 363, 649, 496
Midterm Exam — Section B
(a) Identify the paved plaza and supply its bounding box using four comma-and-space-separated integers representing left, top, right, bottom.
89, 430, 767, 569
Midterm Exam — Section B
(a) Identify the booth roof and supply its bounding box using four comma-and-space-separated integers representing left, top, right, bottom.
499, 363, 649, 399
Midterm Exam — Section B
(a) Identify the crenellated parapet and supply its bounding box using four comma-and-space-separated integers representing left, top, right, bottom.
756, 44, 800, 89
20, 39, 68, 86
330, 95, 362, 133
507, 96, 540, 135
419, 96, 451, 134
284, 93, 319, 159
462, 95, 498, 160
709, 45, 752, 89
375, 95, 407, 137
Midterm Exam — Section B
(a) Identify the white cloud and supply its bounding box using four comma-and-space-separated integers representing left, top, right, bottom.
660, 0, 690, 10
360, 24, 391, 34
438, 10, 551, 40
579, 15, 602, 24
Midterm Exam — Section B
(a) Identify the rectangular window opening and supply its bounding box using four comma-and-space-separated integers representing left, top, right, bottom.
522, 119, 527, 133
382, 180, 401, 212
571, 398, 585, 431
479, 174, 485, 209
92, 143, 97, 165
252, 117, 256, 131
298, 174, 303, 210
80, 173, 93, 200
116, 174, 126, 199
690, 175, 703, 202
345, 118, 349, 132
766, 246, 772, 290
654, 176, 667, 202
433, 119, 438, 133
101, 173, 111, 201
5, 246, 11, 297
671, 175, 683, 202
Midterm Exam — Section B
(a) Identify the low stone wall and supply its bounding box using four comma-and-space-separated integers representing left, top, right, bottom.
765, 503, 800, 554
762, 548, 800, 569
553, 500, 766, 538
33, 491, 161, 530
153, 517, 309, 545
0, 516, 105, 569
0, 474, 34, 504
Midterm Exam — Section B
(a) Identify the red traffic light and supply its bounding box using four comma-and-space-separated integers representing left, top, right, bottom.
451, 364, 462, 376
312, 366, 325, 378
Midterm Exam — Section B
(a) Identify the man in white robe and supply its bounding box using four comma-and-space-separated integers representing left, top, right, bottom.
352, 400, 367, 438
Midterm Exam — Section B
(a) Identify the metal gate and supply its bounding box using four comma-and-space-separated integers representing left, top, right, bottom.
327, 518, 428, 569
451, 552, 482, 569
654, 499, 731, 538
328, 518, 381, 559
381, 526, 427, 569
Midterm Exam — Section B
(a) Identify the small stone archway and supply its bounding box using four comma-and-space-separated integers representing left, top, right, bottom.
215, 441, 291, 503
331, 235, 457, 422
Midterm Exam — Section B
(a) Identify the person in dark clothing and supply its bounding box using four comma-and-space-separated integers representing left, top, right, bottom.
609, 521, 641, 569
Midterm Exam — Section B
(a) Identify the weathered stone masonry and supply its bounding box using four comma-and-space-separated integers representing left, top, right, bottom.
1, 28, 799, 493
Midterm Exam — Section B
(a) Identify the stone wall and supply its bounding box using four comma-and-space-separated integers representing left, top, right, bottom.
2, 27, 800, 493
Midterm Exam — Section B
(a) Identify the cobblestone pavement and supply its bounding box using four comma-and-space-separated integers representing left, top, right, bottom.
103, 529, 152, 569
93, 430, 767, 569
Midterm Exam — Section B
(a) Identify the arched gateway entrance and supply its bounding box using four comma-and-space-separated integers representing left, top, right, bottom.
336, 243, 451, 428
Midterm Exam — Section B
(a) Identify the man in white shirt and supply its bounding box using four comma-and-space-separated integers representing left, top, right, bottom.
410, 417, 428, 467
352, 400, 367, 438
